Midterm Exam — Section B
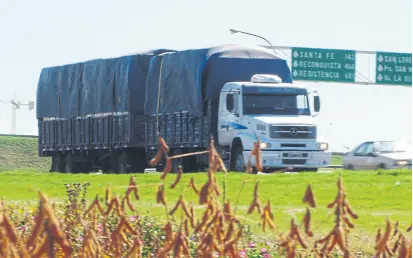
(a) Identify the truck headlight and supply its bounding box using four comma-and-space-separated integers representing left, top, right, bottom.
317, 143, 328, 151
396, 160, 408, 166
260, 142, 271, 149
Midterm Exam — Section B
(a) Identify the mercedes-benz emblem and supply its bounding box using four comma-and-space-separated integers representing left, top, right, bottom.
289, 127, 298, 136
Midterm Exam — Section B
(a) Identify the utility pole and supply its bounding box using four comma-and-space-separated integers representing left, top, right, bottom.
0, 94, 35, 134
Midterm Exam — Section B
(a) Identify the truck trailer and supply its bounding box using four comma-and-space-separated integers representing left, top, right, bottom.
36, 45, 331, 173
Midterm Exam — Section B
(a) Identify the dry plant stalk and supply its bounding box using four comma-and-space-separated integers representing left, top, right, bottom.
280, 218, 309, 258
315, 176, 357, 258
375, 220, 393, 257
247, 181, 262, 214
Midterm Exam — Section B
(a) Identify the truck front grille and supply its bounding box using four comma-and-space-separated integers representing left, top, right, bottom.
283, 159, 307, 165
270, 125, 316, 139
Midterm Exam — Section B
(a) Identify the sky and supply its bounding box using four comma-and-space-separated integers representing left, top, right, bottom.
0, 0, 411, 152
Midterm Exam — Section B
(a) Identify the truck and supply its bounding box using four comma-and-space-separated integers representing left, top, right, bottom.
36, 44, 331, 173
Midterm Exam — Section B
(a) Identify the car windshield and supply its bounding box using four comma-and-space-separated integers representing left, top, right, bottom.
377, 141, 413, 153
243, 94, 310, 115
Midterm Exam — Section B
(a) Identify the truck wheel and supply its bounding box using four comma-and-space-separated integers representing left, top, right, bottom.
171, 149, 183, 173
51, 155, 65, 172
233, 147, 245, 172
116, 151, 129, 174
64, 153, 73, 173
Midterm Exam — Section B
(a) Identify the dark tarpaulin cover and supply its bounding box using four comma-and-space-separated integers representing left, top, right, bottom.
114, 50, 175, 115
144, 44, 292, 116
36, 66, 60, 119
81, 58, 117, 116
36, 49, 175, 119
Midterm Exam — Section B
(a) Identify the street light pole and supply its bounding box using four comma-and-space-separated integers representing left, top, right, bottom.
229, 29, 278, 56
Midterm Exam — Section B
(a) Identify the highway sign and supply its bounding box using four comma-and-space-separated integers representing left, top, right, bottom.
376, 52, 412, 86
291, 47, 356, 83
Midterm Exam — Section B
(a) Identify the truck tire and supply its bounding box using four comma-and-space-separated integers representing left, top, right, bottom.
64, 153, 86, 173
171, 149, 183, 173
233, 146, 245, 172
50, 155, 65, 172
116, 151, 129, 174
64, 153, 74, 173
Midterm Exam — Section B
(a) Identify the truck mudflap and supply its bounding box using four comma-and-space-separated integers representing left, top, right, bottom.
243, 150, 332, 169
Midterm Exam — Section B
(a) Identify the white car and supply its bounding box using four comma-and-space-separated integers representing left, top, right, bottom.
343, 141, 412, 170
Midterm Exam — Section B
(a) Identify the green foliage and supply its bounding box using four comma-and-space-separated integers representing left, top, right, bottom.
0, 136, 50, 171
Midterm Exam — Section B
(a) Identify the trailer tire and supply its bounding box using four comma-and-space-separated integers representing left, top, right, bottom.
64, 153, 73, 173
116, 151, 129, 174
51, 155, 65, 172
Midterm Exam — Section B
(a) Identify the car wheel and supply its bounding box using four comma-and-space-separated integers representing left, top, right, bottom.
378, 163, 386, 170
346, 164, 355, 170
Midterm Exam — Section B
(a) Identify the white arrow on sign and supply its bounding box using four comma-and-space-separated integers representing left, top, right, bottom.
377, 74, 383, 81
293, 70, 298, 77
378, 55, 384, 62
293, 60, 299, 67
293, 51, 299, 58
377, 64, 383, 72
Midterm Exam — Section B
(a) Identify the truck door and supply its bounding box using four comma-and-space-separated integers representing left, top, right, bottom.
218, 92, 240, 146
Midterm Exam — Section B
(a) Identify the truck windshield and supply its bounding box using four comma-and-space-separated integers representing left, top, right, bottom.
243, 94, 310, 115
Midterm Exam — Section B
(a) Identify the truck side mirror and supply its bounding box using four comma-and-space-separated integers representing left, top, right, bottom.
314, 96, 320, 112
226, 94, 234, 111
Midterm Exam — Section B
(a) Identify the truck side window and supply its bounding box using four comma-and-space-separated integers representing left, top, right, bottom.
226, 94, 234, 111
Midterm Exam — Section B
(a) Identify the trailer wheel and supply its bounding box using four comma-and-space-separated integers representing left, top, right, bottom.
51, 155, 65, 172
171, 149, 183, 173
116, 151, 129, 174
64, 153, 73, 173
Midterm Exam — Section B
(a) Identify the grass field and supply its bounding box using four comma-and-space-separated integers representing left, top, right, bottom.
0, 136, 411, 254
0, 135, 50, 171
0, 169, 410, 249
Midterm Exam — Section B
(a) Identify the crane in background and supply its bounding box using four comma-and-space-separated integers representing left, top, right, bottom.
0, 94, 35, 134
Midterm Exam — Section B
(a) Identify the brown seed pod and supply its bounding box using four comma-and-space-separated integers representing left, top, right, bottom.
345, 203, 358, 219
246, 155, 253, 173
156, 185, 167, 206
105, 186, 111, 205
304, 208, 313, 237
223, 200, 232, 221
169, 196, 182, 215
163, 222, 173, 242
188, 177, 200, 195
215, 154, 227, 173
303, 184, 316, 208
247, 198, 261, 215
392, 234, 402, 254
253, 181, 260, 198
163, 157, 172, 176
150, 149, 163, 167
158, 134, 169, 153
344, 217, 355, 229
126, 195, 137, 212
375, 220, 392, 253
199, 182, 211, 205
170, 166, 183, 189
254, 140, 263, 172
327, 200, 336, 209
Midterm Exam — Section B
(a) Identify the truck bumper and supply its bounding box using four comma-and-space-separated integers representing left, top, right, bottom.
243, 150, 332, 169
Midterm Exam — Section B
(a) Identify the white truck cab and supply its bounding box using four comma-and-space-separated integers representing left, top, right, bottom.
218, 74, 331, 172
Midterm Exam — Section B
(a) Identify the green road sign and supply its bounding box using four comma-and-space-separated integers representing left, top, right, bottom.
291, 47, 356, 83
376, 52, 412, 86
